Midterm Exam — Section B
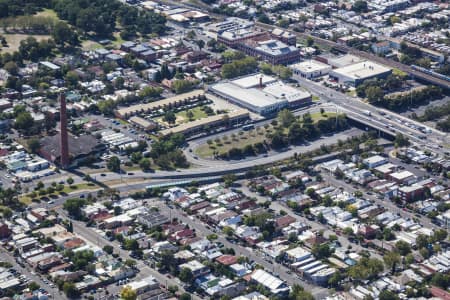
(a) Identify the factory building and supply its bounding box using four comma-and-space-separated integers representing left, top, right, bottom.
210, 74, 311, 116
328, 61, 392, 87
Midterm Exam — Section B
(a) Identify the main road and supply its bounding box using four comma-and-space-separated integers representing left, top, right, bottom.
256, 22, 450, 89
292, 76, 449, 154
55, 208, 203, 300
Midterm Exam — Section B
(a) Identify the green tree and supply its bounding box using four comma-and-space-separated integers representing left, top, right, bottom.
3, 61, 18, 75
196, 39, 205, 50
139, 158, 152, 171
27, 138, 41, 154
179, 268, 194, 284
28, 282, 40, 291
139, 86, 163, 99
290, 284, 314, 300
52, 22, 78, 46
312, 243, 333, 259
63, 282, 80, 299
107, 156, 121, 172
433, 229, 448, 242
15, 112, 34, 133
222, 226, 234, 237
222, 174, 237, 187
120, 286, 137, 300
383, 251, 400, 274
66, 177, 74, 185
163, 111, 176, 124
366, 86, 384, 103
328, 272, 342, 288
103, 245, 114, 254
124, 259, 137, 268
278, 109, 295, 128
97, 99, 117, 116
348, 257, 383, 281
395, 240, 411, 256
221, 56, 258, 79
379, 290, 400, 300
179, 293, 191, 300
352, 0, 368, 12
430, 273, 450, 289
394, 133, 410, 148
186, 110, 194, 121
63, 198, 86, 219
172, 79, 195, 94
65, 71, 79, 87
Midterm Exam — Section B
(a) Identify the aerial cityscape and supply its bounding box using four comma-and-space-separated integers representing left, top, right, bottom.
0, 0, 449, 299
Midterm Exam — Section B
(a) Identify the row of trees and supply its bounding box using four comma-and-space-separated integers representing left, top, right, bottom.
148, 133, 189, 170
0, 16, 55, 34
0, 0, 48, 18
356, 75, 403, 100
259, 62, 293, 80
414, 101, 450, 122
437, 116, 450, 132
222, 110, 348, 159
52, 0, 166, 37
358, 74, 443, 111
382, 86, 443, 110
221, 56, 258, 79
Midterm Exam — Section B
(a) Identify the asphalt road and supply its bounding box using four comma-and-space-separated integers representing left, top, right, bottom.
55, 208, 202, 300
80, 128, 361, 185
320, 173, 439, 230
0, 247, 64, 299
150, 200, 330, 299
294, 76, 450, 154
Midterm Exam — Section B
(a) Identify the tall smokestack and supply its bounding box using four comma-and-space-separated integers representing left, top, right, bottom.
60, 94, 69, 169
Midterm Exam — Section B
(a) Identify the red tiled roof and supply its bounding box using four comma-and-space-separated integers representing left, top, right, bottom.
275, 215, 296, 228
430, 286, 450, 300
215, 255, 237, 266
63, 238, 85, 250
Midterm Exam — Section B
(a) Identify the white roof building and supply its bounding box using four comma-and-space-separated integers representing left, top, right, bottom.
291, 60, 332, 79
250, 269, 289, 295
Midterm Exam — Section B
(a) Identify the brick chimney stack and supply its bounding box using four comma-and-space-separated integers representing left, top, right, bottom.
59, 94, 69, 169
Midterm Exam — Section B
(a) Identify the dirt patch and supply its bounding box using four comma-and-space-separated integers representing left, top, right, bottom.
1, 33, 51, 54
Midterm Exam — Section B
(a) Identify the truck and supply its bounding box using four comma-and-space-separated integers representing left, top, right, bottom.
242, 124, 255, 131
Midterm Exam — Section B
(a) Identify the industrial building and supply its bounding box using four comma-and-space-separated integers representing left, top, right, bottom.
115, 90, 205, 119
128, 116, 158, 132
328, 61, 392, 86
291, 60, 332, 79
214, 18, 300, 65
210, 74, 311, 116
39, 134, 105, 167
159, 109, 249, 137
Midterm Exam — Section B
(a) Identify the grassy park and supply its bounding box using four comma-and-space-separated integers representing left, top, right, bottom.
195, 110, 343, 159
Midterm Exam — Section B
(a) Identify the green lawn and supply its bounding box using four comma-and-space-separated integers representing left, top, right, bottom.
195, 128, 268, 158
35, 8, 60, 20
19, 183, 98, 205
312, 95, 320, 101
195, 112, 340, 158
112, 32, 125, 47
157, 107, 212, 126
82, 40, 103, 50
176, 107, 209, 123
308, 112, 337, 122
61, 183, 98, 193
392, 68, 408, 77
